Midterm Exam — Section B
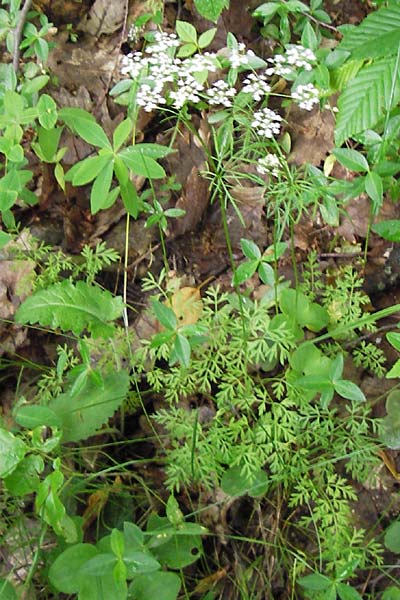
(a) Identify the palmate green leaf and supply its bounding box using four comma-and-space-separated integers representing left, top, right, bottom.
15, 280, 124, 338
49, 370, 130, 442
335, 56, 400, 146
338, 5, 400, 60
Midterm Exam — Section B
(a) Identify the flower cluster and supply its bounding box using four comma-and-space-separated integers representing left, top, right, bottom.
242, 72, 271, 102
252, 108, 282, 138
291, 83, 320, 111
169, 73, 204, 109
229, 42, 256, 69
257, 154, 281, 178
206, 80, 237, 107
269, 44, 316, 76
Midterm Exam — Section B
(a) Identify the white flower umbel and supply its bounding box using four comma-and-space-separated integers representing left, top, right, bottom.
206, 80, 237, 107
257, 154, 281, 178
145, 31, 180, 54
120, 51, 147, 78
169, 73, 204, 108
242, 72, 271, 102
291, 83, 320, 111
229, 42, 256, 69
136, 81, 166, 112
184, 52, 218, 74
268, 45, 316, 76
251, 108, 282, 138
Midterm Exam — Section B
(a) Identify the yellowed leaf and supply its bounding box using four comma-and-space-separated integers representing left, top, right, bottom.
168, 287, 202, 326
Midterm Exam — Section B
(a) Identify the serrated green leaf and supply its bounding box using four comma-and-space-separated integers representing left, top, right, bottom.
194, 0, 228, 22
176, 20, 197, 44
338, 5, 400, 60
49, 370, 130, 442
15, 280, 124, 338
335, 56, 400, 145
333, 149, 369, 173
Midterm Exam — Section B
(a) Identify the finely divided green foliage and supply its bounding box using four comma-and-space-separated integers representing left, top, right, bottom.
15, 280, 124, 338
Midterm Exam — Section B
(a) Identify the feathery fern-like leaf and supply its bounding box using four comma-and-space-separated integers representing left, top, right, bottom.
15, 280, 124, 338
49, 370, 130, 442
335, 56, 400, 146
338, 5, 400, 59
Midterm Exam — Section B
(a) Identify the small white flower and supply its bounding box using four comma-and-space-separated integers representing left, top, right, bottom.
120, 52, 147, 78
251, 108, 282, 138
242, 72, 271, 102
291, 83, 319, 111
257, 154, 281, 177
206, 80, 237, 107
145, 31, 180, 54
268, 45, 316, 76
229, 42, 256, 69
136, 81, 166, 112
184, 52, 218, 74
170, 73, 204, 108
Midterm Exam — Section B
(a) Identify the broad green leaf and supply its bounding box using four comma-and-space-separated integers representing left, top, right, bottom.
113, 118, 133, 152
333, 380, 366, 403
194, 0, 228, 22
123, 551, 160, 575
151, 299, 177, 330
49, 544, 99, 593
372, 220, 400, 242
221, 466, 268, 497
80, 553, 116, 576
333, 149, 369, 173
0, 231, 12, 248
65, 154, 111, 186
233, 260, 258, 285
176, 20, 197, 44
36, 126, 63, 161
329, 353, 344, 383
240, 238, 261, 260
36, 93, 57, 129
0, 579, 17, 600
119, 148, 166, 179
121, 180, 141, 218
335, 56, 400, 146
258, 262, 275, 286
4, 454, 44, 496
387, 331, 400, 352
0, 428, 26, 477
172, 333, 191, 367
198, 27, 217, 48
383, 587, 400, 600
365, 171, 383, 214
151, 532, 202, 569
177, 43, 197, 58
15, 280, 124, 338
385, 521, 400, 553
60, 107, 111, 149
130, 143, 174, 159
90, 160, 114, 214
298, 573, 332, 591
252, 3, 279, 23
336, 583, 363, 600
15, 405, 61, 429
338, 5, 400, 60
129, 572, 181, 600
49, 370, 130, 442
301, 21, 318, 51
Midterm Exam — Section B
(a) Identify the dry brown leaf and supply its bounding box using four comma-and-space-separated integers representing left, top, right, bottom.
168, 287, 203, 326
172, 165, 210, 236
288, 106, 335, 166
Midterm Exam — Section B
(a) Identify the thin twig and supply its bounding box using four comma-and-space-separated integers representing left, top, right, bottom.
12, 0, 33, 73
